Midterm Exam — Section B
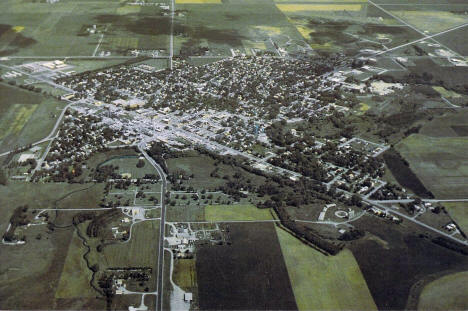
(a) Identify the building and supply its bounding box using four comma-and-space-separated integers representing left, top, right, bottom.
112, 98, 145, 109
184, 293, 193, 302
18, 153, 36, 164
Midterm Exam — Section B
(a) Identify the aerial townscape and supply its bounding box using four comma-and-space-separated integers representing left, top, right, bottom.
0, 0, 468, 310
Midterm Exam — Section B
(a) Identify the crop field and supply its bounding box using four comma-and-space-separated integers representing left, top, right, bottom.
277, 1, 424, 56
276, 226, 377, 310
0, 84, 67, 153
0, 0, 170, 57
205, 204, 274, 221
173, 259, 197, 292
382, 5, 468, 34
383, 148, 433, 198
196, 222, 297, 310
396, 134, 468, 198
102, 220, 160, 269
350, 215, 468, 310
166, 204, 205, 222
276, 4, 363, 12
173, 1, 304, 56
176, 0, 221, 3
417, 271, 468, 311
55, 230, 96, 299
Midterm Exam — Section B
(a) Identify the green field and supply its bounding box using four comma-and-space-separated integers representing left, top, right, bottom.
102, 220, 160, 268
0, 84, 67, 153
55, 230, 96, 299
173, 1, 303, 56
275, 226, 377, 311
205, 204, 273, 221
166, 204, 205, 222
55, 183, 105, 210
100, 156, 154, 179
0, 0, 170, 56
173, 259, 197, 292
417, 271, 468, 311
397, 134, 468, 198
444, 202, 468, 233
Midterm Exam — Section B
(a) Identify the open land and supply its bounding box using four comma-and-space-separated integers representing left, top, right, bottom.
0, 0, 468, 310
196, 222, 297, 310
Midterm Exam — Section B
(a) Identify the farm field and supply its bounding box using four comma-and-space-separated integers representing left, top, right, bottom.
0, 84, 68, 153
277, 1, 423, 56
166, 204, 205, 222
350, 215, 468, 310
102, 220, 160, 269
396, 134, 468, 199
173, 1, 304, 56
0, 0, 170, 57
196, 222, 297, 310
417, 271, 468, 311
276, 226, 377, 311
204, 204, 274, 221
173, 259, 197, 292
55, 230, 96, 299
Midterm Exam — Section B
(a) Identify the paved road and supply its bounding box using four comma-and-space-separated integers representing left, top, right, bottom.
0, 98, 77, 158
364, 198, 468, 246
138, 142, 167, 311
370, 199, 468, 204
0, 63, 74, 93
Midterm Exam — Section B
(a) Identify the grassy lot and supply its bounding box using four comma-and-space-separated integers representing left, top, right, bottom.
0, 182, 93, 230
396, 134, 468, 198
102, 220, 159, 268
166, 204, 205, 222
205, 204, 273, 221
55, 183, 105, 210
55, 230, 96, 299
173, 259, 197, 292
444, 202, 468, 233
417, 271, 468, 311
100, 156, 154, 179
275, 226, 377, 311
167, 155, 227, 189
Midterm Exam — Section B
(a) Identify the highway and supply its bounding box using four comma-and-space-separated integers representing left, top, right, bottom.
138, 142, 167, 311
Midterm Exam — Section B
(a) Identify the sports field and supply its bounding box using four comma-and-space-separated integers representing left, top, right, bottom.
275, 226, 377, 310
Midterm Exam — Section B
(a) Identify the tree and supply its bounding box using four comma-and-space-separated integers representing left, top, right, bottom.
0, 168, 7, 185
136, 159, 145, 168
